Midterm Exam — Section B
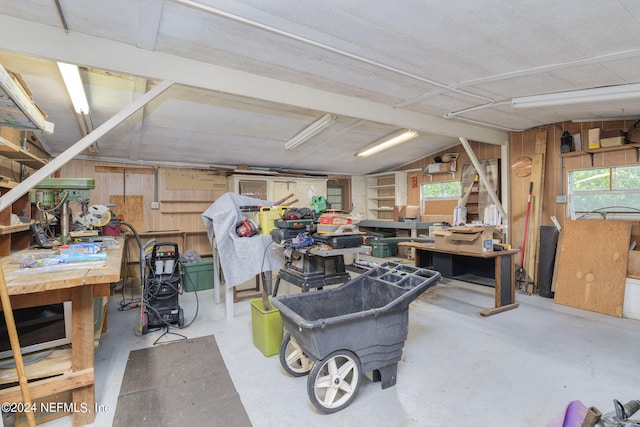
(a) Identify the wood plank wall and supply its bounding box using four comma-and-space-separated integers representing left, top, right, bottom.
398, 119, 639, 251
59, 159, 227, 255
398, 140, 502, 222
510, 120, 640, 246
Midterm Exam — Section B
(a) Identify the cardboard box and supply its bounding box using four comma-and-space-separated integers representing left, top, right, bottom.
425, 163, 451, 174
599, 129, 625, 138
588, 128, 601, 149
432, 225, 495, 254
600, 136, 626, 147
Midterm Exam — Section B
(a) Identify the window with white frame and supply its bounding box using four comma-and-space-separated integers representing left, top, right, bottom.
422, 180, 461, 200
568, 165, 640, 219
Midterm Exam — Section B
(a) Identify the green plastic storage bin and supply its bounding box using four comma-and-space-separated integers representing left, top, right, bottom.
370, 241, 397, 258
181, 258, 214, 292
367, 230, 395, 240
250, 297, 283, 357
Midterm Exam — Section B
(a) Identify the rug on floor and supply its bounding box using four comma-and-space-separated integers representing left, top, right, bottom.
113, 334, 251, 426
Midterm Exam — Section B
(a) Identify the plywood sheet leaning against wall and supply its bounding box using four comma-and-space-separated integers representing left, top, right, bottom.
110, 195, 144, 232
553, 219, 631, 317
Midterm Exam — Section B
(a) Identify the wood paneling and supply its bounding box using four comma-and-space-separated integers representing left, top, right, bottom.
400, 140, 500, 212
58, 160, 226, 255
509, 120, 639, 249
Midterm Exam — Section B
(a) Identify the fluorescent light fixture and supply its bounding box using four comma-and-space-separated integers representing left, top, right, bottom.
355, 129, 419, 158
57, 62, 90, 114
512, 83, 640, 108
284, 113, 335, 150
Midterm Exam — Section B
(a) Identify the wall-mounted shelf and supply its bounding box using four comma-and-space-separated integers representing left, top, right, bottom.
0, 134, 47, 255
424, 171, 455, 181
0, 136, 48, 169
560, 143, 640, 166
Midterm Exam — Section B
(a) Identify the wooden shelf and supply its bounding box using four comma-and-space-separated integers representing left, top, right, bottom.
0, 223, 30, 235
0, 348, 71, 385
368, 184, 397, 189
560, 143, 640, 164
365, 171, 407, 220
160, 211, 204, 214
0, 136, 48, 169
159, 200, 213, 203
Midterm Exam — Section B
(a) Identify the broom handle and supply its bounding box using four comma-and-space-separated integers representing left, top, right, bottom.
520, 182, 534, 266
0, 266, 36, 427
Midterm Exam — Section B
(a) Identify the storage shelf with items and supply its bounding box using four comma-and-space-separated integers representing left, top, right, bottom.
364, 171, 407, 220
460, 159, 500, 224
560, 143, 640, 165
0, 177, 40, 256
0, 133, 49, 255
227, 174, 328, 209
227, 174, 328, 232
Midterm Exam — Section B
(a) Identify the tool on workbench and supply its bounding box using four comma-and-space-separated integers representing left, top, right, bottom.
516, 182, 533, 294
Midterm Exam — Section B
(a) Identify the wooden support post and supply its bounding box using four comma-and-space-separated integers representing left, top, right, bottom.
0, 266, 36, 427
71, 285, 95, 426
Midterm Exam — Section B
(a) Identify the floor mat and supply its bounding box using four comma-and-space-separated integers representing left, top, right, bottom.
113, 335, 251, 427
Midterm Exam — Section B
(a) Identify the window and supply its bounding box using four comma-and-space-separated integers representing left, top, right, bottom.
421, 180, 461, 200
326, 186, 343, 210
568, 165, 640, 219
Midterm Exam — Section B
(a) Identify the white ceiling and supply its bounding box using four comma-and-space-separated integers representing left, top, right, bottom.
1, 0, 640, 175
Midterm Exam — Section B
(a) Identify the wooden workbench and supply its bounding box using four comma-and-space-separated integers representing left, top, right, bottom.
0, 239, 123, 426
399, 242, 519, 316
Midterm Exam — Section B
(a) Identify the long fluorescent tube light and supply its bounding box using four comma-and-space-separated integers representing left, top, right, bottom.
355, 129, 419, 158
57, 62, 90, 114
284, 113, 335, 150
512, 83, 640, 109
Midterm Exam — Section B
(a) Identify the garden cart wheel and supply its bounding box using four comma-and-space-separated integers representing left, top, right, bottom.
307, 349, 361, 413
280, 334, 313, 377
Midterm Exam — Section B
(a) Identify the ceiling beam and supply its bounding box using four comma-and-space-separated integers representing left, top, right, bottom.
0, 14, 508, 145
127, 77, 149, 161
0, 80, 174, 213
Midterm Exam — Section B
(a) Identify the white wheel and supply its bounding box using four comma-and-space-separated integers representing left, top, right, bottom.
279, 334, 313, 377
307, 350, 361, 413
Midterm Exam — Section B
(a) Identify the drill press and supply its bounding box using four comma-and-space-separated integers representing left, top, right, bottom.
31, 178, 96, 244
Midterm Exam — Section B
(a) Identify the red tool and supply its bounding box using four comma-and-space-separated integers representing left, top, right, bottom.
516, 182, 533, 293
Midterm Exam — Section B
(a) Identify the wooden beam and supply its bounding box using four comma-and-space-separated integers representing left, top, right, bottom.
94, 166, 155, 174
526, 130, 547, 292
459, 137, 507, 220
0, 14, 507, 145
0, 368, 94, 403
0, 80, 174, 213
0, 265, 36, 426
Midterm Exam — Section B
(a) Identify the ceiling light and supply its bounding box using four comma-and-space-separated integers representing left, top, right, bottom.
511, 83, 640, 108
57, 62, 90, 114
284, 113, 335, 150
355, 129, 419, 158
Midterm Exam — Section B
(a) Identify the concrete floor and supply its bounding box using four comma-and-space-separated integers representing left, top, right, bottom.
40, 263, 640, 427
